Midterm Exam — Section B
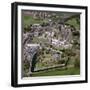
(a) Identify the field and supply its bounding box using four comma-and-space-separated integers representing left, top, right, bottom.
32, 67, 80, 77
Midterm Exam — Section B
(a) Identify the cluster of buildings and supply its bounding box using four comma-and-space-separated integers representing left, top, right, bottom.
23, 22, 73, 64
22, 11, 77, 75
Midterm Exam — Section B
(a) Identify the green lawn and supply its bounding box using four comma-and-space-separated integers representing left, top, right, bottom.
23, 15, 44, 27
31, 67, 80, 77
65, 17, 80, 30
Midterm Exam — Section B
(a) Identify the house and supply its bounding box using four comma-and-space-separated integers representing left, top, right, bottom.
52, 39, 60, 46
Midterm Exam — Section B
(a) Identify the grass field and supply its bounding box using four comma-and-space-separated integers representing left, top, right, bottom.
31, 67, 80, 77
23, 15, 44, 27
65, 17, 80, 30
